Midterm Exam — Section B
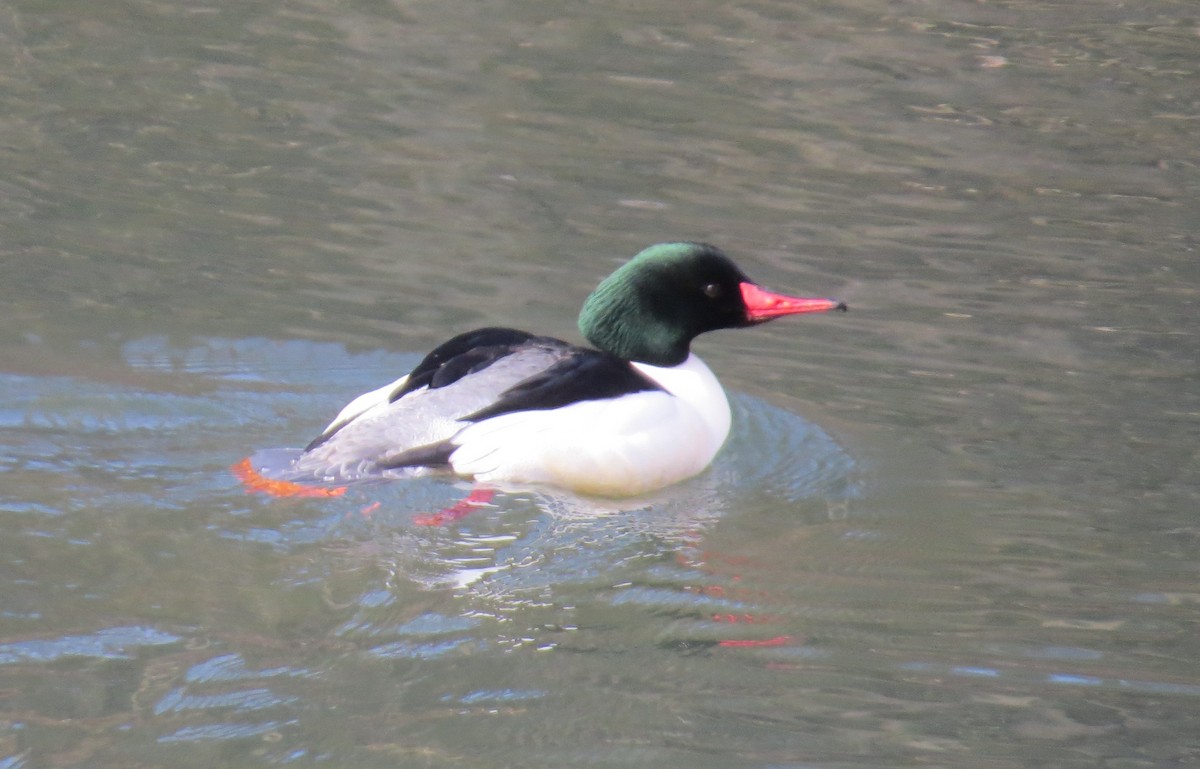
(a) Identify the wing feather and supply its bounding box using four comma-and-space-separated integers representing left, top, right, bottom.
289, 329, 667, 483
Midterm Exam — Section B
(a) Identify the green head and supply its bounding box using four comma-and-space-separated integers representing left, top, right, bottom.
578, 242, 846, 366
578, 243, 757, 366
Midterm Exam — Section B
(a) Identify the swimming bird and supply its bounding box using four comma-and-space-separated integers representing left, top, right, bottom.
283, 242, 845, 497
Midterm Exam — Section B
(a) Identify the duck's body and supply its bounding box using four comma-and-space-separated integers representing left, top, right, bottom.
282, 243, 844, 497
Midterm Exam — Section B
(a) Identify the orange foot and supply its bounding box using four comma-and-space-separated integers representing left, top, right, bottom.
718, 635, 796, 649
413, 488, 495, 526
231, 457, 347, 498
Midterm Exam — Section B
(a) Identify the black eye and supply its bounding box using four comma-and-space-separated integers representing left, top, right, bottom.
702, 282, 723, 299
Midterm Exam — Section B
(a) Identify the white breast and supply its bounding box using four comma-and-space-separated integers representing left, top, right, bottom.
632, 353, 732, 445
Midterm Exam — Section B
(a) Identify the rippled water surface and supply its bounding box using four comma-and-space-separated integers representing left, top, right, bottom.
2, 1, 1198, 766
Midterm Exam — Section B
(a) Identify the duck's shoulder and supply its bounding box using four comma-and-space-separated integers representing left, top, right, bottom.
464, 343, 665, 422
386, 326, 663, 422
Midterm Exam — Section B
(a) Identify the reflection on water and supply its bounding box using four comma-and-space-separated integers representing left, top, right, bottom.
0, 336, 864, 763
0, 626, 182, 666
2, 334, 1197, 766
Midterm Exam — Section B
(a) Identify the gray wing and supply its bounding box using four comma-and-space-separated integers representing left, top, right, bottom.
289, 342, 576, 479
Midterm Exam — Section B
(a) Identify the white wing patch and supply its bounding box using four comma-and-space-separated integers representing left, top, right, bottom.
317, 374, 408, 438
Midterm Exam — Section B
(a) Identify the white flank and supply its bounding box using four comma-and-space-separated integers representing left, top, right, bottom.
449, 354, 731, 496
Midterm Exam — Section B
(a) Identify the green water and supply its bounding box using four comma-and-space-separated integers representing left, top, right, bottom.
1, 1, 1197, 766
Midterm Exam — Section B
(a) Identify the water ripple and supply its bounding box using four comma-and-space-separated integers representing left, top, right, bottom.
0, 626, 181, 666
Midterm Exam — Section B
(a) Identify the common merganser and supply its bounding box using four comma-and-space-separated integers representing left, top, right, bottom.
275, 242, 845, 497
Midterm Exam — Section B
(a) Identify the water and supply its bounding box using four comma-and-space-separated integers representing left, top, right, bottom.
2, 0, 1198, 766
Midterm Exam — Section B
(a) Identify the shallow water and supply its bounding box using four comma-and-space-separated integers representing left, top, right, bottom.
2, 0, 1198, 767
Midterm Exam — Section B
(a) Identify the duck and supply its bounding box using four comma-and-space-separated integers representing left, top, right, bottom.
276, 242, 845, 497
